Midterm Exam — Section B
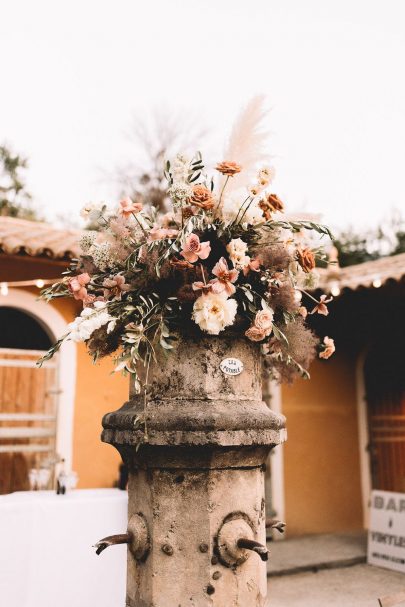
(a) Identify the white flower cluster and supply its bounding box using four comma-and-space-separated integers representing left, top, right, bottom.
168, 182, 193, 205
226, 238, 250, 270
172, 153, 189, 183
79, 231, 98, 253
219, 188, 264, 227
68, 301, 116, 342
91, 242, 116, 272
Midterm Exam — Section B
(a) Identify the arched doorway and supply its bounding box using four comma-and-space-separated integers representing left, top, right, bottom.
364, 331, 405, 493
0, 290, 76, 493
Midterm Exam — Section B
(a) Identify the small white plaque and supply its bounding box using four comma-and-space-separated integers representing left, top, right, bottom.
368, 490, 405, 573
220, 358, 244, 376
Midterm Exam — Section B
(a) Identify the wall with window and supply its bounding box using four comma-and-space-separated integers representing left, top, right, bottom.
0, 255, 126, 491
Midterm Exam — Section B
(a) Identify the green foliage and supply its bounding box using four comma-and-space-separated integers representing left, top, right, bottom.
0, 144, 41, 220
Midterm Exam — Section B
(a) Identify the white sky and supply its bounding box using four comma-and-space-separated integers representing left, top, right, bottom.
1, 0, 405, 230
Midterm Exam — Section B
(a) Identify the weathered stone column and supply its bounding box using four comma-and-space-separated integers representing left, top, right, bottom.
102, 334, 286, 607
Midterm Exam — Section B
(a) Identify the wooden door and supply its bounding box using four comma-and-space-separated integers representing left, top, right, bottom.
365, 341, 405, 493
0, 348, 59, 493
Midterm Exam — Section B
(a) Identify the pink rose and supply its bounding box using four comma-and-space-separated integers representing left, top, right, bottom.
254, 308, 273, 336
68, 273, 91, 302
180, 233, 211, 263
245, 326, 267, 342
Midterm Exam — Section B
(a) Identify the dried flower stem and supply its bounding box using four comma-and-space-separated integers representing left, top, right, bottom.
237, 197, 254, 225
232, 196, 251, 225
132, 212, 148, 238
299, 289, 320, 304
200, 263, 207, 285
215, 175, 230, 212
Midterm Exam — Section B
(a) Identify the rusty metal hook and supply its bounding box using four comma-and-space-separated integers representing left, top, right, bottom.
237, 538, 269, 562
94, 513, 150, 560
94, 533, 130, 555
265, 518, 286, 534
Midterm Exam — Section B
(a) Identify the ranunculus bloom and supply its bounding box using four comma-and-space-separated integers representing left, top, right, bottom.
191, 185, 215, 210
68, 273, 91, 302
118, 197, 143, 218
254, 307, 274, 335
211, 257, 239, 296
245, 326, 267, 342
310, 294, 333, 316
319, 336, 335, 359
180, 233, 211, 263
103, 274, 130, 300
215, 161, 242, 176
192, 292, 237, 335
296, 247, 316, 273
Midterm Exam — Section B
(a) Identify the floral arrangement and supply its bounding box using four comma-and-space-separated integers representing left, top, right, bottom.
40, 99, 335, 390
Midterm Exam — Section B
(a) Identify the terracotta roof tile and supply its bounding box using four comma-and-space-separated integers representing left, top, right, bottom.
319, 252, 405, 292
0, 217, 81, 259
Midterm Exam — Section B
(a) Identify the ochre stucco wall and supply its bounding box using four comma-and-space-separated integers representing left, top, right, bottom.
281, 353, 364, 536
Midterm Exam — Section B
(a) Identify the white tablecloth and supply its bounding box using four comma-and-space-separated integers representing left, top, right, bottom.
0, 489, 128, 607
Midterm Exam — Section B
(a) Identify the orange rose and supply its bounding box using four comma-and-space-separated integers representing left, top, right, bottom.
296, 247, 316, 273
259, 193, 284, 220
215, 161, 242, 176
191, 185, 215, 210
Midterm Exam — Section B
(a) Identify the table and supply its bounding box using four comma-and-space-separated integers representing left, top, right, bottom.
0, 489, 128, 607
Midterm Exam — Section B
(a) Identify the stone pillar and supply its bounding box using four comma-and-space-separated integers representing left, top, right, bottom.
102, 334, 286, 607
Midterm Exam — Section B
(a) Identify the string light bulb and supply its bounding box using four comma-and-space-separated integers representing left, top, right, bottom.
372, 277, 382, 288
330, 283, 341, 297
0, 278, 59, 293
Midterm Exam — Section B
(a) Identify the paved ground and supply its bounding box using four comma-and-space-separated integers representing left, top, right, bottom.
267, 532, 367, 576
265, 532, 405, 606
267, 563, 405, 606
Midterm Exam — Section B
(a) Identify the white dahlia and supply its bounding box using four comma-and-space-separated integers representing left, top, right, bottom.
192, 292, 237, 335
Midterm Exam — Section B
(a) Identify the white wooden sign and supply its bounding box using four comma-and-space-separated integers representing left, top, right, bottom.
368, 490, 405, 573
